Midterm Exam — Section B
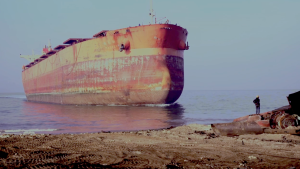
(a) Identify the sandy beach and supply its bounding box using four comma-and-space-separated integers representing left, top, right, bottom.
1, 124, 300, 168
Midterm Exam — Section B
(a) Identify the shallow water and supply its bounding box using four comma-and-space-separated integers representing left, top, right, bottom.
0, 90, 298, 134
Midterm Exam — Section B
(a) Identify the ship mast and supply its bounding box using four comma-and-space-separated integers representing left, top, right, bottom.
48, 39, 52, 51
149, 0, 154, 24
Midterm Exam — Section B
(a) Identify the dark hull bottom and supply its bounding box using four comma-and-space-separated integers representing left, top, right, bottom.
26, 89, 183, 105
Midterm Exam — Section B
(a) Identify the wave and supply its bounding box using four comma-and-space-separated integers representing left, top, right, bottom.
1, 128, 58, 135
0, 94, 26, 99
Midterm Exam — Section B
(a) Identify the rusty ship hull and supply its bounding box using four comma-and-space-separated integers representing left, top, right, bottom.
22, 24, 188, 105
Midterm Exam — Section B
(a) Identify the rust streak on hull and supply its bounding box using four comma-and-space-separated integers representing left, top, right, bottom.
22, 24, 188, 105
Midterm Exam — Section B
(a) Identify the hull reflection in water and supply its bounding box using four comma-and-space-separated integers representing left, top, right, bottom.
21, 101, 185, 134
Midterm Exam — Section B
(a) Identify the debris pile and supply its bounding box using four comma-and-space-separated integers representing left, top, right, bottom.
212, 91, 300, 136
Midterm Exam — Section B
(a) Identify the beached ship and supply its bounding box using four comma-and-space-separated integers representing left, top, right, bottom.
21, 4, 189, 105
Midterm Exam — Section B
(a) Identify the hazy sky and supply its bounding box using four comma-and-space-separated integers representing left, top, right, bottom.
0, 0, 299, 93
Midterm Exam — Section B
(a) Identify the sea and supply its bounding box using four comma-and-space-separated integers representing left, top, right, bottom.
0, 89, 298, 135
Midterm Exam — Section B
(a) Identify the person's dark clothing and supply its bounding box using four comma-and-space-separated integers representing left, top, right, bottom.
256, 106, 260, 114
253, 98, 260, 106
253, 98, 260, 114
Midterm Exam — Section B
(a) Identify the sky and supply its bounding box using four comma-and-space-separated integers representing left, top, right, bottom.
0, 0, 299, 93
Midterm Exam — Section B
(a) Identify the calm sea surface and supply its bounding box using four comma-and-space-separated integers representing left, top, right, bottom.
0, 90, 298, 134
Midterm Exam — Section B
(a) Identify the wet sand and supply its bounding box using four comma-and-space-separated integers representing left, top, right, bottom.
1, 124, 300, 168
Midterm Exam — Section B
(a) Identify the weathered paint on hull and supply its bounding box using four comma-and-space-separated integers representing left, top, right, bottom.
25, 55, 183, 105
22, 24, 188, 105
26, 89, 183, 105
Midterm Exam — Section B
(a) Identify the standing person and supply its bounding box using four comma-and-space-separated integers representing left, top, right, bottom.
253, 95, 260, 114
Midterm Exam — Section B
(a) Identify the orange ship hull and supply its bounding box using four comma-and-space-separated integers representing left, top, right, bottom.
22, 24, 188, 105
